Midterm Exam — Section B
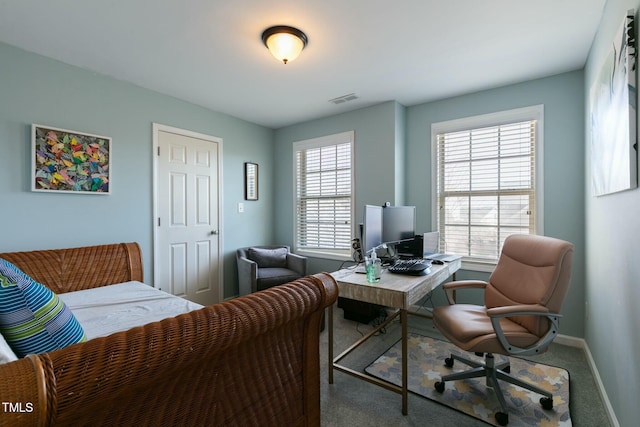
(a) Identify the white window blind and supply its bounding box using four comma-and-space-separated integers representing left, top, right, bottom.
294, 131, 354, 254
435, 119, 537, 265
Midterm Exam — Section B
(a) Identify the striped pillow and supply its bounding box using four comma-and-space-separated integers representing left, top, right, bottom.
0, 258, 86, 358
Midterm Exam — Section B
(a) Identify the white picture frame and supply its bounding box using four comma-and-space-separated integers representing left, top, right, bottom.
589, 10, 638, 196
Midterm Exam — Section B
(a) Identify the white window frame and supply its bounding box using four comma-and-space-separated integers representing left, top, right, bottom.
293, 131, 355, 261
431, 105, 544, 272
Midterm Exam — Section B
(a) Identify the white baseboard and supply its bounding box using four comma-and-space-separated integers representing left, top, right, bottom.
556, 334, 619, 427
554, 333, 583, 348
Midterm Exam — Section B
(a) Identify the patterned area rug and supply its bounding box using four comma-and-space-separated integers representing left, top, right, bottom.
365, 334, 571, 426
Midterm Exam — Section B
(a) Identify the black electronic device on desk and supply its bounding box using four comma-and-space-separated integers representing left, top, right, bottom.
388, 258, 431, 275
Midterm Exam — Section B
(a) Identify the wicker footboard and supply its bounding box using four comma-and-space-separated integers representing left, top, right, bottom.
0, 273, 338, 427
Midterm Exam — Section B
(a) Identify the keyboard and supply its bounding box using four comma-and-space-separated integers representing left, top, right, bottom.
388, 259, 431, 275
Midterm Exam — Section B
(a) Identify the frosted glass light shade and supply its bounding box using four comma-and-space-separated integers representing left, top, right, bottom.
261, 26, 308, 64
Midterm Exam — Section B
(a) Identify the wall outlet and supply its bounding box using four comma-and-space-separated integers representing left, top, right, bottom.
238, 202, 244, 213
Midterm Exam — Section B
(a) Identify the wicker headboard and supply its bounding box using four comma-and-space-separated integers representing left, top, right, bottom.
0, 242, 144, 294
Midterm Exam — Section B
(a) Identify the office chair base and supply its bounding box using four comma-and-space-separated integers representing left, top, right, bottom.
540, 397, 553, 410
435, 352, 554, 426
495, 412, 508, 426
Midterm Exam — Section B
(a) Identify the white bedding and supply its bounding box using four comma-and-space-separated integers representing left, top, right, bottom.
59, 281, 203, 340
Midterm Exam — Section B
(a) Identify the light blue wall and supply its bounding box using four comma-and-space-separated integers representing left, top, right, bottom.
394, 102, 407, 206
274, 72, 586, 339
584, 2, 640, 426
406, 71, 586, 338
0, 42, 274, 298
273, 101, 403, 272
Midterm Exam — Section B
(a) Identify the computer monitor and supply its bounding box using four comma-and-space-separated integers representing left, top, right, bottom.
382, 205, 416, 245
362, 204, 383, 254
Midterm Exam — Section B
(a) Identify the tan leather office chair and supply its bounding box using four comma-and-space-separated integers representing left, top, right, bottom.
432, 234, 574, 426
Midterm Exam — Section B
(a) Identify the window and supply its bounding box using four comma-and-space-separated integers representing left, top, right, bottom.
294, 131, 354, 259
432, 106, 543, 270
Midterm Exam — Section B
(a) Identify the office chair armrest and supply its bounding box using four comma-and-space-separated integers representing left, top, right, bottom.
487, 305, 563, 356
487, 304, 550, 317
442, 280, 487, 305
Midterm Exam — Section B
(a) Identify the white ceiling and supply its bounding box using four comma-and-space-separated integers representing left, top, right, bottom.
0, 0, 606, 129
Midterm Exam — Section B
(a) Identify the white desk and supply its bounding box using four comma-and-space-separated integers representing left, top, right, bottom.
328, 257, 461, 415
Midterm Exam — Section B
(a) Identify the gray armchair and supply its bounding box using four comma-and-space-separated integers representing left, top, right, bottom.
236, 245, 307, 296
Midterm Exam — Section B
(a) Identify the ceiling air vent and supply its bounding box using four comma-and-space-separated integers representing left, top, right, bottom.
329, 93, 358, 105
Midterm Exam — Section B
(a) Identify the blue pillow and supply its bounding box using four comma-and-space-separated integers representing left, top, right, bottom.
0, 258, 86, 358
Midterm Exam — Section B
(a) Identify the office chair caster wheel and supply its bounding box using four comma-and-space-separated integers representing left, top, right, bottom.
540, 397, 553, 410
495, 411, 509, 426
434, 381, 445, 393
444, 357, 454, 368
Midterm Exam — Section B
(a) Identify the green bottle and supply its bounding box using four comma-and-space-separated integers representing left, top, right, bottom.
366, 251, 381, 283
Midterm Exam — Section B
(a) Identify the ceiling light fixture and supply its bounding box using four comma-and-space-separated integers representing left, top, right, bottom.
261, 25, 308, 64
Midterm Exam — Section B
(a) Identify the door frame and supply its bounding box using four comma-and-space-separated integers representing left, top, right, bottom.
152, 122, 224, 303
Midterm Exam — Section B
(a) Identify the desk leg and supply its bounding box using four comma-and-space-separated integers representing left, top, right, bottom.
328, 303, 334, 384
401, 308, 408, 415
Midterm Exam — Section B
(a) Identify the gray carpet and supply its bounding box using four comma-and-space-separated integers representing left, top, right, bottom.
320, 306, 611, 427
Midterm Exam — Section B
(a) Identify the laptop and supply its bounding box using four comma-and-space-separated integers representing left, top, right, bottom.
422, 231, 458, 262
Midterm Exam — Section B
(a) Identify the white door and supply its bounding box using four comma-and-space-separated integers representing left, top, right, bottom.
153, 124, 223, 306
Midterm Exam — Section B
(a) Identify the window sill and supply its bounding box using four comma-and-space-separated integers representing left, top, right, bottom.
296, 248, 352, 262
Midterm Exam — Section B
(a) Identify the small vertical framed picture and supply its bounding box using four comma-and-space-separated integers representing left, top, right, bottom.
244, 162, 258, 200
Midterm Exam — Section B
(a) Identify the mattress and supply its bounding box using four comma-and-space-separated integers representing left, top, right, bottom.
59, 281, 203, 340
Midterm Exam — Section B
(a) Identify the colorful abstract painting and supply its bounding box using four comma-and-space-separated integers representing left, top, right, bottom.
32, 125, 111, 194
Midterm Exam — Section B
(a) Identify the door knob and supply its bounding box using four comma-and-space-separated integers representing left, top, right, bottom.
210, 230, 218, 235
